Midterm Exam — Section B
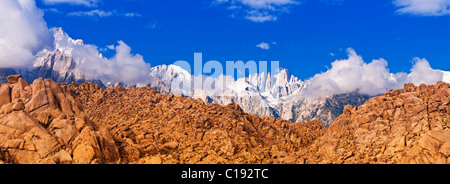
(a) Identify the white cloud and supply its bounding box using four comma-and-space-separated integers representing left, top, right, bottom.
106, 45, 115, 50
68, 9, 112, 17
54, 29, 152, 85
246, 10, 278, 22
106, 41, 151, 84
213, 0, 299, 22
67, 10, 141, 18
237, 0, 299, 9
0, 0, 151, 85
123, 12, 142, 17
44, 8, 62, 13
304, 48, 448, 97
0, 0, 54, 69
393, 0, 450, 16
408, 57, 444, 85
256, 42, 271, 50
42, 0, 100, 7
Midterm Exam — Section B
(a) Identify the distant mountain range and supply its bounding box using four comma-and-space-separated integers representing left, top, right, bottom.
2, 28, 449, 127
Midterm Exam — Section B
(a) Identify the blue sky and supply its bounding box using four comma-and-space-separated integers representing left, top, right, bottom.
35, 0, 450, 80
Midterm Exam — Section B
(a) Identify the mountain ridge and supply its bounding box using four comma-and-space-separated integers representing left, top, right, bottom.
0, 28, 369, 126
1, 28, 449, 127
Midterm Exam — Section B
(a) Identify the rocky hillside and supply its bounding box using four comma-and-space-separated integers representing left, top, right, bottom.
300, 82, 450, 164
0, 75, 119, 164
1, 74, 449, 164
60, 82, 326, 164
0, 75, 326, 164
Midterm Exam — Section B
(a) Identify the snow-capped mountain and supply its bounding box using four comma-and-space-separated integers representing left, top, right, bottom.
1, 28, 448, 127
20, 28, 104, 87
181, 69, 370, 127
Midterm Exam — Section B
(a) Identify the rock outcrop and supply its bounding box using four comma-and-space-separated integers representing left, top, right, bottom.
0, 75, 119, 164
61, 82, 326, 164
301, 82, 450, 164
2, 74, 449, 164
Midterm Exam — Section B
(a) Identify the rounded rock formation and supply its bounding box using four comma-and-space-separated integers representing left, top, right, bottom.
0, 75, 120, 164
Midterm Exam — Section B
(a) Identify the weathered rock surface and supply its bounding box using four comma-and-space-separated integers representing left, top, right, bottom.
62, 82, 326, 164
0, 75, 119, 164
2, 74, 449, 164
301, 82, 450, 164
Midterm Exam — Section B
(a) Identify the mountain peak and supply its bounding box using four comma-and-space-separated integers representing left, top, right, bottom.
51, 27, 85, 56
274, 68, 292, 86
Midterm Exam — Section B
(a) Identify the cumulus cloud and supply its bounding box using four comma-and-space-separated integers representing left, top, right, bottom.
213, 0, 299, 22
42, 0, 100, 7
53, 29, 151, 85
304, 48, 448, 97
0, 0, 54, 69
408, 57, 444, 85
106, 41, 151, 84
393, 0, 450, 16
0, 0, 150, 85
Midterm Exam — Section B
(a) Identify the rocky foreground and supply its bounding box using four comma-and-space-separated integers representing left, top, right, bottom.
301, 82, 450, 164
60, 82, 325, 164
0, 75, 119, 164
0, 75, 449, 164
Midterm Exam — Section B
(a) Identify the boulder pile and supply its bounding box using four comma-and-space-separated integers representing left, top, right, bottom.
0, 75, 119, 164
1, 74, 449, 164
301, 82, 450, 164
61, 82, 326, 164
